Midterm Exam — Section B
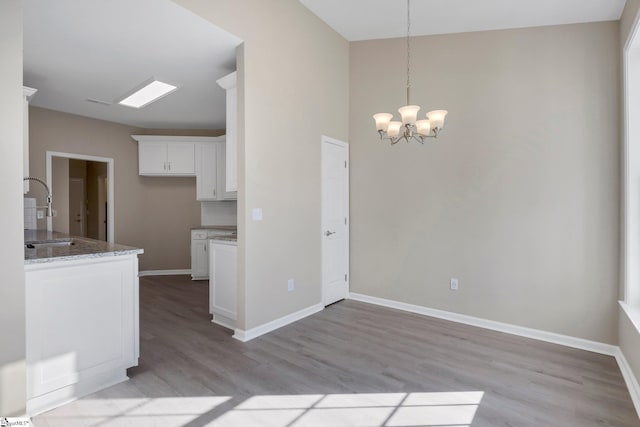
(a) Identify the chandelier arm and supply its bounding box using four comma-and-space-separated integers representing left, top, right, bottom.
411, 135, 425, 144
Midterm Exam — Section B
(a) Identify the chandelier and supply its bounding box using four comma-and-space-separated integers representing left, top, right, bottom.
373, 0, 448, 145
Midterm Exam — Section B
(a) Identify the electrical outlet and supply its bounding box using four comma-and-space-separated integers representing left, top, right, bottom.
288, 279, 295, 292
252, 208, 263, 221
36, 210, 44, 219
450, 278, 459, 291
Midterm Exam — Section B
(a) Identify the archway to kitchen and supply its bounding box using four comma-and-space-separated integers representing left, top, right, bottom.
45, 151, 115, 243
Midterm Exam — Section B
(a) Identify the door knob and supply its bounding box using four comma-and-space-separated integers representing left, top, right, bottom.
325, 230, 336, 237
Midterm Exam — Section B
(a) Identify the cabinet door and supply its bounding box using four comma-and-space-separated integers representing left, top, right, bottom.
167, 143, 195, 175
26, 257, 137, 401
196, 143, 218, 201
191, 239, 208, 280
210, 243, 237, 320
138, 142, 167, 175
217, 143, 237, 200
217, 72, 238, 192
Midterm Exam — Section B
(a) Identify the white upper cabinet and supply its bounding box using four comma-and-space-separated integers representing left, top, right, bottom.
133, 135, 236, 200
196, 142, 218, 201
217, 143, 237, 200
195, 137, 237, 201
132, 135, 197, 176
216, 71, 238, 193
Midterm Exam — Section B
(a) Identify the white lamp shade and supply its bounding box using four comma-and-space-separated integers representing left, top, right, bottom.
427, 110, 448, 129
387, 121, 403, 138
398, 105, 420, 124
416, 119, 431, 136
373, 113, 394, 131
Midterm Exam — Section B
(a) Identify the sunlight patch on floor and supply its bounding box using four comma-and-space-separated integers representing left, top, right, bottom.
211, 391, 484, 427
36, 396, 230, 427
34, 391, 483, 427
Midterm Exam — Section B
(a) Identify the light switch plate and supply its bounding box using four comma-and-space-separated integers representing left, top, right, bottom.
252, 208, 263, 221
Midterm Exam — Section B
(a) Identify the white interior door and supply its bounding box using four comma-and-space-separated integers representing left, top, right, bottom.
69, 178, 85, 237
322, 136, 349, 306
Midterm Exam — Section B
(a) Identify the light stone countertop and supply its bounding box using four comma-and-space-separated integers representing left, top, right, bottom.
25, 230, 143, 265
191, 225, 237, 231
208, 235, 237, 244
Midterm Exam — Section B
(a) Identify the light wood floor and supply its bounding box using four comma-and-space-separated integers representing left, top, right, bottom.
33, 275, 639, 426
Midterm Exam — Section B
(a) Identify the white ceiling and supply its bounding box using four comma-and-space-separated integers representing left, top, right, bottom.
299, 0, 626, 41
23, 0, 242, 129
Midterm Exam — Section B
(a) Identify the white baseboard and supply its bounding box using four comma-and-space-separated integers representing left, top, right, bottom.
348, 292, 617, 356
615, 347, 640, 417
27, 371, 128, 417
233, 303, 324, 342
139, 269, 191, 277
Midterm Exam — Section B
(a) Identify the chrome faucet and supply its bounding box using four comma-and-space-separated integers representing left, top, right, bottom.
24, 177, 53, 217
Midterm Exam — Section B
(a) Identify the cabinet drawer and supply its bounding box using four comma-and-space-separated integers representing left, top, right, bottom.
191, 230, 208, 240
207, 230, 235, 238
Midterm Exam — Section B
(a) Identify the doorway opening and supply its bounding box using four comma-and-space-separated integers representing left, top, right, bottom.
46, 151, 115, 243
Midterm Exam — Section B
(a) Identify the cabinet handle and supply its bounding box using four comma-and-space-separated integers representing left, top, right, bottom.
213, 188, 216, 198
168, 162, 171, 171
204, 243, 207, 252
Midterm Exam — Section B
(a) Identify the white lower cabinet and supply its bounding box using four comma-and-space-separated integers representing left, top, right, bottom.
209, 240, 237, 329
191, 229, 236, 280
191, 238, 209, 279
25, 255, 140, 416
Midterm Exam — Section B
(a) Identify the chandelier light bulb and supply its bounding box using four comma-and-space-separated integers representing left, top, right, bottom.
416, 119, 431, 136
426, 110, 448, 130
398, 105, 420, 124
373, 113, 394, 132
387, 121, 403, 138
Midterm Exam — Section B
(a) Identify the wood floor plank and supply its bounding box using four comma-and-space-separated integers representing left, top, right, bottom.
32, 275, 639, 426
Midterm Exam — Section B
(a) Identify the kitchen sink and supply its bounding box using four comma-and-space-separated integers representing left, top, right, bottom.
25, 238, 75, 249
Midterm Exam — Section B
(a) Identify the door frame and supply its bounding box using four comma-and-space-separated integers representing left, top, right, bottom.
320, 135, 349, 306
46, 151, 115, 243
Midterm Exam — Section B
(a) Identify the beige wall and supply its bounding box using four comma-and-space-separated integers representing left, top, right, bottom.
350, 22, 620, 344
175, 0, 350, 329
620, 0, 640, 396
0, 0, 26, 416
29, 107, 225, 271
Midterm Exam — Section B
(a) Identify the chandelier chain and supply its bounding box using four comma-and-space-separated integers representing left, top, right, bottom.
406, 0, 411, 105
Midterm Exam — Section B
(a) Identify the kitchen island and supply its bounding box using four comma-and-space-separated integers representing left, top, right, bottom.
24, 230, 143, 416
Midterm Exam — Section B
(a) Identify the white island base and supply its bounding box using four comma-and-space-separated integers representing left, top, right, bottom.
25, 253, 141, 416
